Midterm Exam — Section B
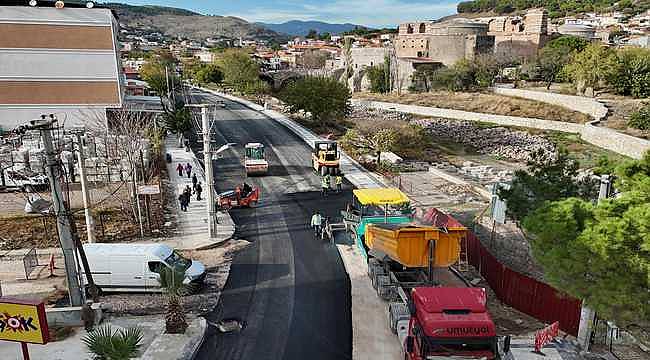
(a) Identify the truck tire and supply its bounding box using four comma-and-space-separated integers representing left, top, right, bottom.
376, 274, 391, 299
388, 302, 409, 334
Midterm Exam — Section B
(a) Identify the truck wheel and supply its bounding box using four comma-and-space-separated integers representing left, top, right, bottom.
376, 275, 391, 299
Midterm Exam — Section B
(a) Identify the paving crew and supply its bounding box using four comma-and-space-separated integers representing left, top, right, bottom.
321, 174, 330, 197
310, 211, 323, 238
335, 174, 343, 193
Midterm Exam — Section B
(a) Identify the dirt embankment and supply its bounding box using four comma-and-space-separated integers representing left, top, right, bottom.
355, 91, 592, 124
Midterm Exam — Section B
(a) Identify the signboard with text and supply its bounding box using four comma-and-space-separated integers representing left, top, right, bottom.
0, 298, 49, 344
137, 184, 160, 195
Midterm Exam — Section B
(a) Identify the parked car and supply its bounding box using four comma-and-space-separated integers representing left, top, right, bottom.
82, 243, 206, 293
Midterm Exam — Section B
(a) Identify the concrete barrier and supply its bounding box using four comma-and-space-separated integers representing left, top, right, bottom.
46, 303, 103, 328
139, 317, 207, 360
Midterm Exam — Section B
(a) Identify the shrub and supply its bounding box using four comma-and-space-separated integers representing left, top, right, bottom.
278, 76, 351, 123
610, 48, 650, 98
629, 104, 650, 130
82, 325, 143, 360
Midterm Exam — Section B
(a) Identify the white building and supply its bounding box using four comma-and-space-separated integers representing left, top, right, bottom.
194, 50, 215, 63
0, 6, 124, 130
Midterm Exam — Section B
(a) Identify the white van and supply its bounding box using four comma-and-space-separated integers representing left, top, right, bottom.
82, 243, 206, 293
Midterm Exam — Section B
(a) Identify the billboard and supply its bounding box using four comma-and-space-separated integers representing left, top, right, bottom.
0, 298, 49, 344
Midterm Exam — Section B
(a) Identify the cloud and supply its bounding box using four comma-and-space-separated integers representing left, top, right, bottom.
230, 0, 458, 27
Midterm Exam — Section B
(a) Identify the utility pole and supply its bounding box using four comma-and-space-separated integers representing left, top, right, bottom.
74, 132, 95, 243
202, 106, 217, 239
577, 174, 612, 350
32, 116, 83, 306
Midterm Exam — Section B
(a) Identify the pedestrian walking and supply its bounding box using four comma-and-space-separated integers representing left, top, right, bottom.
310, 211, 322, 238
321, 175, 329, 197
195, 182, 203, 201
178, 192, 188, 211
192, 173, 198, 191
185, 162, 192, 178
335, 174, 343, 193
176, 163, 183, 177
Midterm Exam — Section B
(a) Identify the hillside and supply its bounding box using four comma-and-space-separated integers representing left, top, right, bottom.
257, 20, 365, 36
456, 0, 650, 18
104, 2, 284, 42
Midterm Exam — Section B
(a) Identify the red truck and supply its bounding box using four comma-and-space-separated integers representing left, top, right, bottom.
401, 287, 507, 360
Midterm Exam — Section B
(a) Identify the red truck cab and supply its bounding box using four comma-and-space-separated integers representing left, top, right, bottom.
404, 287, 503, 360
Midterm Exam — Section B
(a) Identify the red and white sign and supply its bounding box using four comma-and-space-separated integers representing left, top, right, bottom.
535, 321, 559, 352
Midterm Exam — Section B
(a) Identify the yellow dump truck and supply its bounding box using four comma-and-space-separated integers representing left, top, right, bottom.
365, 223, 466, 300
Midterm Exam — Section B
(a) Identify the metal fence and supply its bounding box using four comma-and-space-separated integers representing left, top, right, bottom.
23, 248, 39, 280
465, 231, 582, 336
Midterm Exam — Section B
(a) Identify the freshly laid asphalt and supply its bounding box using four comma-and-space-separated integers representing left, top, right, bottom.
189, 89, 353, 360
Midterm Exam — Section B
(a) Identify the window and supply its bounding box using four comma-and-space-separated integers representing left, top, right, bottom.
370, 61, 373, 66
407, 24, 414, 34
419, 23, 426, 33
148, 261, 164, 273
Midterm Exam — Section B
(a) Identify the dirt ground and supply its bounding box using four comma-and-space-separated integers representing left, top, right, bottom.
598, 96, 649, 139
354, 90, 592, 123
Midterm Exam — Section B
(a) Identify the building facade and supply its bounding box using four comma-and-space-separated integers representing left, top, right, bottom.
0, 5, 123, 130
396, 19, 494, 66
488, 9, 549, 59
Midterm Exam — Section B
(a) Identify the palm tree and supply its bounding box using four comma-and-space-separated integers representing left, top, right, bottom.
158, 266, 192, 334
82, 325, 143, 360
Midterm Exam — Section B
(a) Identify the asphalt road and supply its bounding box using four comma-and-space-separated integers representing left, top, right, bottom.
189, 89, 353, 360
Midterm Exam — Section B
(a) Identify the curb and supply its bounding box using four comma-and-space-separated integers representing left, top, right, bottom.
185, 317, 208, 360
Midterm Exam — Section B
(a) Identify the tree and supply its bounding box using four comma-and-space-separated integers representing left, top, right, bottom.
343, 37, 353, 88
366, 58, 391, 94
499, 148, 597, 220
411, 64, 439, 92
538, 45, 573, 89
319, 32, 331, 41
216, 49, 264, 94
306, 29, 319, 39
339, 128, 399, 164
278, 76, 351, 124
193, 63, 223, 85
609, 48, 650, 98
158, 265, 193, 334
545, 35, 590, 53
522, 152, 650, 325
161, 100, 192, 135
564, 44, 617, 95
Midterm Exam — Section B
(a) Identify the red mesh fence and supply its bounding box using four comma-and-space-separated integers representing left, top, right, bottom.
417, 207, 582, 336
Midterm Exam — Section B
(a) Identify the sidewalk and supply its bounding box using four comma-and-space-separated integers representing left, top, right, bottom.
164, 136, 235, 250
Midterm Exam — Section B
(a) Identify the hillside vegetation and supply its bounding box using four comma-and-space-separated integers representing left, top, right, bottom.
457, 0, 650, 18
105, 2, 283, 41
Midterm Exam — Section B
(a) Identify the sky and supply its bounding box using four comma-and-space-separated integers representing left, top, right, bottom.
111, 0, 461, 27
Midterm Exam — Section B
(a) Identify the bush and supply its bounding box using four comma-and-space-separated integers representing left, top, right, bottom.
82, 325, 143, 360
629, 104, 650, 130
609, 48, 650, 98
366, 60, 390, 94
426, 58, 496, 91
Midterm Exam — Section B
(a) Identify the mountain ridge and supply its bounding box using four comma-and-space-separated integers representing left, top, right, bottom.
256, 20, 369, 36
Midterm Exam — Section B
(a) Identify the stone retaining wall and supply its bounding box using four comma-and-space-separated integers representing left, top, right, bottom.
355, 99, 650, 159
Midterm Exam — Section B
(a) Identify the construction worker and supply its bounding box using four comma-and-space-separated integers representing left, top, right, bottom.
335, 174, 343, 193
310, 211, 322, 238
321, 174, 330, 197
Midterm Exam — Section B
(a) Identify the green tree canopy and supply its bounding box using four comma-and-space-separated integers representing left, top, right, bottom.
499, 149, 597, 220
523, 152, 650, 325
366, 57, 391, 94
564, 44, 617, 94
609, 48, 650, 98
215, 49, 264, 94
306, 29, 319, 39
194, 63, 223, 85
278, 76, 351, 124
